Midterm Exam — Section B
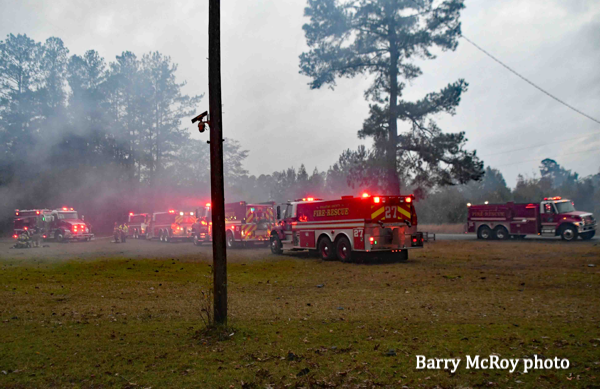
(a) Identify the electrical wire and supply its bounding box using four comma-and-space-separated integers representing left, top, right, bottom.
482, 131, 600, 158
407, 0, 600, 126
494, 148, 599, 168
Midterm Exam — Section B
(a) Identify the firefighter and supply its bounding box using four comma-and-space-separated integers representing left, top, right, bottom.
120, 223, 128, 243
113, 222, 121, 243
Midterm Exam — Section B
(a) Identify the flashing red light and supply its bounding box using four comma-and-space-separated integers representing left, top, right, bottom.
405, 197, 412, 203
129, 212, 134, 216
231, 225, 235, 230
36, 211, 40, 215
201, 221, 207, 226
362, 193, 369, 198
369, 236, 374, 244
307, 197, 314, 201
168, 210, 175, 214
42, 235, 47, 239
543, 196, 562, 201
15, 212, 19, 216
205, 203, 211, 207
24, 226, 28, 231
12, 234, 18, 239
374, 197, 381, 204
412, 237, 417, 243
62, 207, 68, 211
70, 208, 74, 211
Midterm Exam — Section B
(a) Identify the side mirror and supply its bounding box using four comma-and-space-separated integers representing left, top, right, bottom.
276, 206, 281, 220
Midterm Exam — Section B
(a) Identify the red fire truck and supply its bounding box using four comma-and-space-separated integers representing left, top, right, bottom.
466, 196, 596, 241
41, 207, 93, 242
127, 213, 150, 239
12, 209, 48, 239
191, 201, 276, 247
146, 210, 197, 242
269, 194, 423, 262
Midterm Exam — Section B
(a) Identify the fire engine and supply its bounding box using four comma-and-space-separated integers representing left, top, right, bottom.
41, 207, 93, 242
466, 196, 596, 241
127, 213, 150, 239
12, 209, 48, 239
269, 194, 423, 262
146, 210, 197, 242
191, 201, 276, 247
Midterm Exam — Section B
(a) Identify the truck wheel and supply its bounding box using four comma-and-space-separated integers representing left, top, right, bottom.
580, 231, 595, 240
55, 231, 64, 243
336, 236, 353, 263
270, 235, 283, 254
318, 236, 336, 261
477, 226, 492, 240
164, 232, 170, 243
493, 226, 509, 240
193, 234, 202, 246
560, 225, 578, 241
159, 230, 164, 242
134, 229, 139, 239
226, 231, 235, 248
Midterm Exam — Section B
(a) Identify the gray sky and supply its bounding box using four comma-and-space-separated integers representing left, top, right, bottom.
1, 0, 599, 187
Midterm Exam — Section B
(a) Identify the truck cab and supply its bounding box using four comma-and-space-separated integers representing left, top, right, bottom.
42, 207, 93, 242
539, 197, 596, 240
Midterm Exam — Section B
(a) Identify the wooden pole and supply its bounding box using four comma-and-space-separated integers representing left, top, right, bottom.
208, 0, 227, 325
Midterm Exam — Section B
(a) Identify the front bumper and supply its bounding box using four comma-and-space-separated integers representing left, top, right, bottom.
64, 232, 94, 241
577, 222, 596, 234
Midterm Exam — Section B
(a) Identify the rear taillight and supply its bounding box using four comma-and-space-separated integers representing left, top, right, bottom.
369, 236, 374, 244
12, 234, 18, 239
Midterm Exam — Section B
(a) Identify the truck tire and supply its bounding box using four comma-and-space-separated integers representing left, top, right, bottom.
580, 231, 595, 240
477, 226, 492, 240
164, 231, 170, 243
493, 226, 510, 240
270, 235, 283, 254
55, 231, 64, 243
159, 230, 164, 242
193, 234, 202, 246
318, 236, 336, 261
559, 224, 578, 241
226, 231, 235, 248
335, 236, 353, 263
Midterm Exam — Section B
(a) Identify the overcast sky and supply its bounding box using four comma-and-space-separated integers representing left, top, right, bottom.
1, 0, 599, 188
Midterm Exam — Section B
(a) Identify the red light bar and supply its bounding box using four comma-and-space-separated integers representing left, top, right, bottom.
405, 197, 412, 203
168, 210, 175, 214
362, 193, 369, 198
62, 207, 68, 211
129, 212, 134, 216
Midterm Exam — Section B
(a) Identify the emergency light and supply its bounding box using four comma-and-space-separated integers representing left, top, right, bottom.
362, 193, 370, 198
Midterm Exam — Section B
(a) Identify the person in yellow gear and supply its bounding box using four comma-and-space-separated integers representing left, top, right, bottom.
119, 224, 128, 243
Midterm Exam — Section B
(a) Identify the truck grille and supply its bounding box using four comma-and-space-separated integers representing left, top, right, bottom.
583, 215, 595, 225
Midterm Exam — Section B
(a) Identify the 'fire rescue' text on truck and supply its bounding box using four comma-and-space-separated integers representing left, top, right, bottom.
466, 196, 596, 241
270, 194, 423, 262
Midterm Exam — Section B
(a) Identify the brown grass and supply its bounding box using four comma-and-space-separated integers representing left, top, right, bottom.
0, 240, 599, 387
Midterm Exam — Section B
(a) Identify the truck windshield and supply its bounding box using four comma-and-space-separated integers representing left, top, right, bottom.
555, 201, 575, 213
57, 212, 78, 220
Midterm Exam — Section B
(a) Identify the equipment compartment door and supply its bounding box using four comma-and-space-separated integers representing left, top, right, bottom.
353, 229, 365, 250
299, 231, 315, 248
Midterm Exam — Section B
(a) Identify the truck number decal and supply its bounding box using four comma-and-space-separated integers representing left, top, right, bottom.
353, 229, 363, 238
384, 206, 397, 219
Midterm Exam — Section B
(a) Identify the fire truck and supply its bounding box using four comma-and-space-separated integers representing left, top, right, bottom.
269, 194, 424, 262
466, 196, 596, 241
12, 209, 48, 239
191, 201, 276, 247
41, 207, 93, 242
146, 210, 197, 242
127, 213, 150, 239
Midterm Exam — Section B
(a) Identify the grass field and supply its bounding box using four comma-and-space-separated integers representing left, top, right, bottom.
1, 240, 599, 388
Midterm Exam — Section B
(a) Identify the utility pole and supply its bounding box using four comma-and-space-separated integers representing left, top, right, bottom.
208, 0, 227, 325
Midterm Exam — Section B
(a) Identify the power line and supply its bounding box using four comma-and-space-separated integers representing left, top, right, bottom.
407, 0, 600, 126
494, 148, 599, 168
482, 131, 600, 158
458, 34, 600, 126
